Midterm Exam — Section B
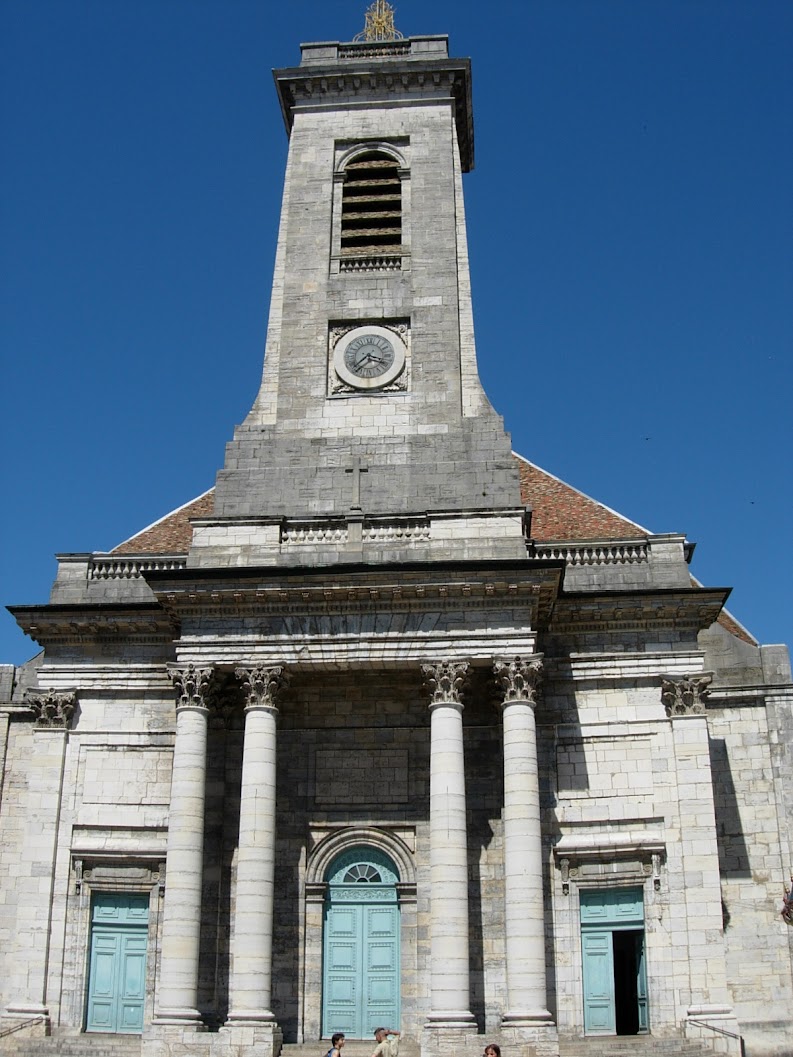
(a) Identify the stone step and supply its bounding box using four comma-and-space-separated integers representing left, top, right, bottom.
282, 1042, 420, 1057
558, 1037, 717, 1057
0, 1033, 142, 1057
282, 1041, 420, 1057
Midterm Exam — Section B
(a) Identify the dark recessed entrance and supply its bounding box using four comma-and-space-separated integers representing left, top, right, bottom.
580, 887, 648, 1036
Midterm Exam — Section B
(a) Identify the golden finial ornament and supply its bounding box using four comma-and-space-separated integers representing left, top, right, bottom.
353, 0, 404, 43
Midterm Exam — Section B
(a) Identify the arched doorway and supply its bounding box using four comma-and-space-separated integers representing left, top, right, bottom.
322, 846, 400, 1038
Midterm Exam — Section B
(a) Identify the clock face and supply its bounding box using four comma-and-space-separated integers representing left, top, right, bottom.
333, 325, 407, 391
344, 334, 395, 378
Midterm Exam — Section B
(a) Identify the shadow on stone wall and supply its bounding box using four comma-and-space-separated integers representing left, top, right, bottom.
709, 736, 752, 882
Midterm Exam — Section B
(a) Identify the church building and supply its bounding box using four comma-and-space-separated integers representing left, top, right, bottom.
1, 7, 791, 1057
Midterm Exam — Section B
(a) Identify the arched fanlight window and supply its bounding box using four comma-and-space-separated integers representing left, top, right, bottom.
326, 846, 400, 886
342, 863, 383, 883
341, 150, 402, 256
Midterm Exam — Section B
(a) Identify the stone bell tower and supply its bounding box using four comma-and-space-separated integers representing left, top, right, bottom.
190, 14, 527, 568
142, 10, 560, 1057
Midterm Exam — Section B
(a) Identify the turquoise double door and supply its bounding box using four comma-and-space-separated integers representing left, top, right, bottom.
86, 893, 149, 1034
322, 848, 400, 1038
581, 887, 648, 1036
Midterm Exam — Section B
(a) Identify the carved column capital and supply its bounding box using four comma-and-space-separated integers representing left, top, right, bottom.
421, 660, 469, 710
661, 672, 713, 716
25, 689, 77, 728
493, 656, 543, 707
167, 663, 215, 712
235, 666, 290, 713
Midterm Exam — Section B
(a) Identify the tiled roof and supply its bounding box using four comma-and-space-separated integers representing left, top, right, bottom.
514, 454, 647, 540
111, 489, 215, 555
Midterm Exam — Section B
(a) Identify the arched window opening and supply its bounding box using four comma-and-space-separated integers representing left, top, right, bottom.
341, 151, 402, 257
343, 863, 382, 883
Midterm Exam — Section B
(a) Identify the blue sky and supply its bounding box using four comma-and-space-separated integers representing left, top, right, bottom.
1, 0, 791, 665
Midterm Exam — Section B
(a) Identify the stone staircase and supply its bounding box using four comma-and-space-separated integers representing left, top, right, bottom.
558, 1036, 724, 1057
0, 1033, 141, 1057
282, 1042, 419, 1057
0, 1034, 727, 1057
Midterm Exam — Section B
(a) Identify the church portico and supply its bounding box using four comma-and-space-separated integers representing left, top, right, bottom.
138, 631, 556, 1051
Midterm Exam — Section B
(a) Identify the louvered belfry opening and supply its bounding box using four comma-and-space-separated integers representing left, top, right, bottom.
341, 150, 402, 257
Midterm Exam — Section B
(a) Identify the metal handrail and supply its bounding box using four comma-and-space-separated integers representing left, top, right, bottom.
0, 1014, 45, 1038
688, 1018, 745, 1056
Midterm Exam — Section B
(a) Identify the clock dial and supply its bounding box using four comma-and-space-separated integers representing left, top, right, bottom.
344, 334, 396, 378
332, 325, 407, 391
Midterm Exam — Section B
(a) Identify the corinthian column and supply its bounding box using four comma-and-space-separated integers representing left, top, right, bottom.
493, 656, 553, 1026
226, 665, 290, 1025
155, 663, 215, 1025
421, 661, 475, 1028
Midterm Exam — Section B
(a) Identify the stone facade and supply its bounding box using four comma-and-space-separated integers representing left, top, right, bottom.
1, 24, 792, 1057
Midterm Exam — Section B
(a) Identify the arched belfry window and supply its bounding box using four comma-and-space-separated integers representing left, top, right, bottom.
341, 150, 402, 258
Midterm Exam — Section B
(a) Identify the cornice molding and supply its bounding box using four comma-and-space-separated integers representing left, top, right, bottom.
274, 56, 473, 171
549, 588, 729, 634
9, 604, 177, 649
147, 566, 562, 629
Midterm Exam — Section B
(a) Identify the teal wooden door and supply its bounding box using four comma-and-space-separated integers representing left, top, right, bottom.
581, 930, 616, 1033
86, 893, 149, 1034
322, 848, 400, 1038
580, 887, 647, 1036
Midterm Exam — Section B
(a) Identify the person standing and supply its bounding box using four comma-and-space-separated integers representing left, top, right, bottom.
371, 1026, 400, 1057
327, 1033, 346, 1057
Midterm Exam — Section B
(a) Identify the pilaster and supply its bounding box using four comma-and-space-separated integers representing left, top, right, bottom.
663, 673, 741, 1054
1, 689, 76, 1033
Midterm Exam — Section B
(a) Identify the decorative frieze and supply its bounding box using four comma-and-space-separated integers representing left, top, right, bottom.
235, 666, 290, 712
166, 664, 215, 711
493, 656, 543, 705
421, 661, 469, 707
661, 672, 713, 716
25, 689, 77, 728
